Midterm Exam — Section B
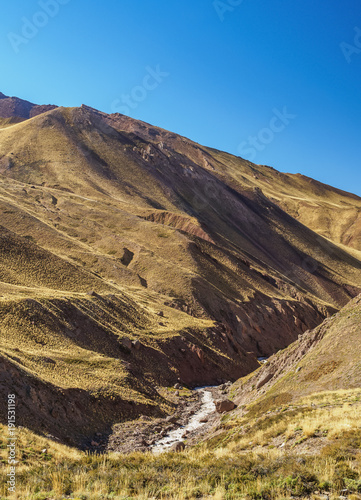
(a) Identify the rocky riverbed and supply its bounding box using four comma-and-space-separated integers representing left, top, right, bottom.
103, 383, 232, 454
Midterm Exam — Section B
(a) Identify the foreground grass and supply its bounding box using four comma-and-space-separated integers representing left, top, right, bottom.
1, 443, 360, 499
1, 390, 361, 499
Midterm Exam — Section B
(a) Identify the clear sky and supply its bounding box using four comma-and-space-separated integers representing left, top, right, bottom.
1, 0, 360, 195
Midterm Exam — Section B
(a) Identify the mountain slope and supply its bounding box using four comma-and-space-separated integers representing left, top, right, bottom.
0, 96, 360, 445
232, 293, 361, 411
107, 110, 361, 253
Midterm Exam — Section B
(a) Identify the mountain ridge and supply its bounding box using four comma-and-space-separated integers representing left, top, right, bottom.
0, 91, 57, 120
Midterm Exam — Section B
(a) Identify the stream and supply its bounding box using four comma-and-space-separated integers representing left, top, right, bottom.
151, 387, 216, 453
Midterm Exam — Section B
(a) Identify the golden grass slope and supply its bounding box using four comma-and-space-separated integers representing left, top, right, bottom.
0, 106, 359, 317
0, 289, 256, 446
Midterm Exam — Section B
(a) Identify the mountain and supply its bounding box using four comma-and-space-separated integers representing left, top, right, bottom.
0, 91, 57, 120
0, 95, 360, 446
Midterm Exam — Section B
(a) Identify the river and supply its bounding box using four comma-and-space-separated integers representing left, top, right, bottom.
151, 387, 216, 453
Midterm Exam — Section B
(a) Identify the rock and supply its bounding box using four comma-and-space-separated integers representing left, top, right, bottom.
200, 417, 208, 423
87, 290, 97, 297
41, 448, 47, 454
132, 339, 141, 350
175, 390, 179, 396
174, 383, 181, 389
166, 415, 178, 424
170, 441, 185, 452
256, 372, 274, 389
121, 337, 132, 349
157, 311, 164, 317
91, 441, 99, 447
215, 399, 236, 413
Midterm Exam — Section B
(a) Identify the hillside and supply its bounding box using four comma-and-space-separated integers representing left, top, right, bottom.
231, 293, 361, 411
1, 297, 360, 499
109, 111, 361, 254
0, 96, 360, 447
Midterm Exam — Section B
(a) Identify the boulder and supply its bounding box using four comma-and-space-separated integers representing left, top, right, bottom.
132, 339, 141, 350
170, 441, 185, 452
256, 372, 274, 389
215, 399, 236, 413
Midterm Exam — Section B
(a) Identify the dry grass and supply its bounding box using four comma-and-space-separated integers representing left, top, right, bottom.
206, 147, 361, 253
215, 389, 361, 449
1, 390, 360, 499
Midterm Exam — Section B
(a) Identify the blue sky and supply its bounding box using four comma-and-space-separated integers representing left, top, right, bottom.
1, 0, 360, 195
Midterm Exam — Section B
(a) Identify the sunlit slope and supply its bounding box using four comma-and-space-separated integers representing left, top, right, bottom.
0, 224, 113, 295
207, 151, 361, 254
0, 105, 360, 360
110, 111, 361, 252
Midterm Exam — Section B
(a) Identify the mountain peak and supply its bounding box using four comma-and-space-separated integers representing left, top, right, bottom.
0, 92, 57, 119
